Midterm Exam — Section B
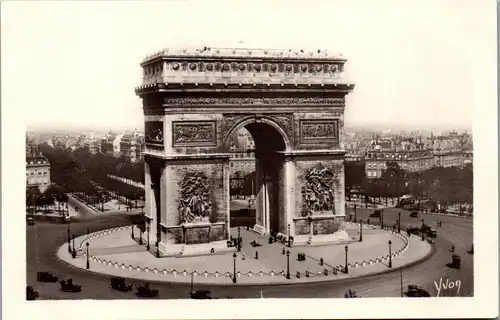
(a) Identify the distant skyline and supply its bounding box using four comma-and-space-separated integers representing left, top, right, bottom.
4, 1, 493, 131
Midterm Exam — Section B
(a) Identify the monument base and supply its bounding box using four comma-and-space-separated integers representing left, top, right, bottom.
252, 224, 265, 235
159, 240, 234, 257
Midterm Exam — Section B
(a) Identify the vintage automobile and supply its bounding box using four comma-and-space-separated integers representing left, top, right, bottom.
37, 271, 59, 282
407, 226, 420, 235
420, 224, 432, 233
369, 209, 383, 218
60, 278, 82, 292
450, 254, 461, 269
27, 286, 40, 300
409, 211, 419, 218
427, 228, 437, 238
136, 283, 159, 298
110, 277, 133, 292
190, 289, 212, 299
27, 215, 35, 225
406, 284, 431, 297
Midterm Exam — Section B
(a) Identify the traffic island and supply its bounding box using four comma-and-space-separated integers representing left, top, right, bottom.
57, 224, 432, 285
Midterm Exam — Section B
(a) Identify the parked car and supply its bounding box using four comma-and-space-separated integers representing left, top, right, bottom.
27, 286, 39, 300
190, 289, 212, 299
110, 277, 132, 292
60, 278, 82, 292
27, 215, 35, 225
37, 271, 59, 282
406, 285, 430, 297
136, 283, 159, 298
410, 211, 418, 218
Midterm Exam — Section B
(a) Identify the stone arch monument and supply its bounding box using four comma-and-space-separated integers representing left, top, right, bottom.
135, 47, 355, 256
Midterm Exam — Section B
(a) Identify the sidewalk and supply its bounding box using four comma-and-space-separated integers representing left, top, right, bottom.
59, 224, 431, 285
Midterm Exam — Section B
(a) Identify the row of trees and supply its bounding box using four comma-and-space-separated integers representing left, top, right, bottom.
26, 184, 69, 215
37, 144, 145, 209
345, 160, 473, 212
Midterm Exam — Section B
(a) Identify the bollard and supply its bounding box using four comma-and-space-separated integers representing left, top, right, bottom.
306, 270, 310, 277
320, 258, 324, 266
296, 271, 300, 278
255, 251, 259, 259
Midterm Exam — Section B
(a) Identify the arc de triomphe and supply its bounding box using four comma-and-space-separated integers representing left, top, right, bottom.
135, 47, 355, 256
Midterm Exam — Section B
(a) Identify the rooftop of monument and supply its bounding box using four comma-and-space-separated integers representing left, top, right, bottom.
141, 47, 347, 65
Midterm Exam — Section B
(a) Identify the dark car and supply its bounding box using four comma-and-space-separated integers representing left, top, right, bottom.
136, 284, 159, 298
407, 226, 420, 235
27, 215, 35, 225
369, 209, 383, 218
60, 278, 82, 292
410, 211, 418, 218
190, 289, 212, 299
450, 254, 461, 269
37, 271, 59, 282
27, 286, 39, 300
110, 277, 132, 292
427, 229, 437, 238
406, 285, 430, 297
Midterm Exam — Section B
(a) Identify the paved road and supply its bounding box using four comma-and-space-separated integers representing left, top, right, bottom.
27, 207, 473, 299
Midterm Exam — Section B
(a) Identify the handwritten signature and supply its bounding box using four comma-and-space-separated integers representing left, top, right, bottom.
434, 277, 461, 297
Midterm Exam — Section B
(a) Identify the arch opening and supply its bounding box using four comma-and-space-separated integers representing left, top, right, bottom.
226, 119, 288, 236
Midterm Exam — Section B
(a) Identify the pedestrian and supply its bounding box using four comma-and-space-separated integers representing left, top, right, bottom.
242, 253, 246, 260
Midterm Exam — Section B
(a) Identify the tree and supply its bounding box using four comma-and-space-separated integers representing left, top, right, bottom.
26, 186, 42, 214
381, 161, 407, 201
345, 161, 367, 200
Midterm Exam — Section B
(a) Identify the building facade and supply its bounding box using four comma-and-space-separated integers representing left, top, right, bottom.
26, 145, 51, 193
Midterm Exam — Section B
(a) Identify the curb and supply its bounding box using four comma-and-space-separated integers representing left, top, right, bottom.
57, 224, 431, 286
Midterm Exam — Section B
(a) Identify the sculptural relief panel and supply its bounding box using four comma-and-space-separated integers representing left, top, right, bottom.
300, 164, 337, 217
300, 119, 339, 144
172, 121, 216, 146
178, 171, 212, 224
145, 121, 164, 145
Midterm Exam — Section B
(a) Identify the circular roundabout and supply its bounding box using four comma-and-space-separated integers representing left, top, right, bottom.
58, 222, 432, 286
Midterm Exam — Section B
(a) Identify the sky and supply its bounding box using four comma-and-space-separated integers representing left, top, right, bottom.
2, 0, 496, 132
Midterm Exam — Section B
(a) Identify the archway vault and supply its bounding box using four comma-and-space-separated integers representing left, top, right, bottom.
136, 47, 355, 256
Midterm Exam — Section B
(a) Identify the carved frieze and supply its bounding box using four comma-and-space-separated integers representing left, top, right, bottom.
145, 121, 164, 144
299, 119, 339, 144
172, 121, 216, 146
163, 97, 344, 106
300, 164, 336, 216
178, 172, 211, 224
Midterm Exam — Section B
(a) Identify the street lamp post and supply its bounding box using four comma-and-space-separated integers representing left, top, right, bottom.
67, 224, 71, 253
86, 242, 90, 269
359, 219, 363, 242
286, 250, 291, 279
232, 253, 237, 283
146, 227, 150, 251
71, 234, 76, 258
237, 227, 241, 251
287, 224, 291, 247
354, 204, 357, 223
388, 240, 392, 268
139, 228, 143, 245
398, 212, 401, 233
131, 224, 135, 239
156, 241, 160, 258
344, 245, 349, 274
